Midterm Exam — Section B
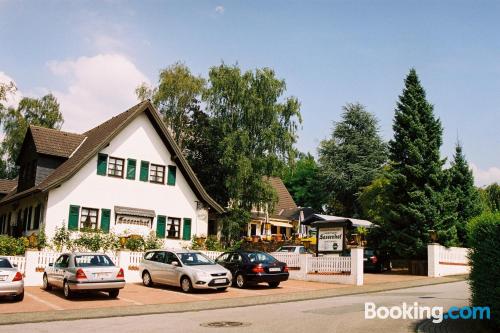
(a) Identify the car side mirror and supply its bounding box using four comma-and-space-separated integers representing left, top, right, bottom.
48, 263, 54, 267
172, 261, 179, 266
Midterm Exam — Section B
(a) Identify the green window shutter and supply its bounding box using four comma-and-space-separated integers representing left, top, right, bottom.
167, 165, 176, 185
101, 209, 111, 233
126, 159, 136, 180
182, 218, 192, 240
97, 153, 108, 175
68, 205, 80, 231
156, 215, 166, 238
140, 161, 149, 182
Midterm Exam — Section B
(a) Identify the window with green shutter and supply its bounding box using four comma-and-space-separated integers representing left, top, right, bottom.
140, 161, 149, 181
182, 218, 191, 240
68, 205, 80, 230
101, 209, 111, 233
167, 165, 176, 185
156, 215, 166, 238
126, 159, 136, 180
97, 153, 108, 175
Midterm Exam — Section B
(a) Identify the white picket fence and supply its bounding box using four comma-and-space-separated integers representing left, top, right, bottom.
428, 244, 471, 277
5, 248, 364, 286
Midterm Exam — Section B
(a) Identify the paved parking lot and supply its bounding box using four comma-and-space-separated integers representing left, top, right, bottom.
0, 273, 429, 314
0, 280, 344, 314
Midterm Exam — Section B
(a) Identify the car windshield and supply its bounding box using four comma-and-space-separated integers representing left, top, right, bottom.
246, 252, 277, 263
179, 252, 214, 266
75, 255, 115, 267
0, 258, 12, 268
276, 247, 295, 252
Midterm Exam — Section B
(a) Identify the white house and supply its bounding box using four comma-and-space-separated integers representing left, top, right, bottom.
0, 101, 223, 248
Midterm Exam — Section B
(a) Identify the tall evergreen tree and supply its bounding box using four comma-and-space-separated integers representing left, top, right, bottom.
447, 143, 482, 245
318, 103, 387, 217
385, 69, 455, 259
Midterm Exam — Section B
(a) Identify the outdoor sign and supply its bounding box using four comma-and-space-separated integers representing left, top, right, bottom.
116, 215, 152, 227
317, 227, 344, 252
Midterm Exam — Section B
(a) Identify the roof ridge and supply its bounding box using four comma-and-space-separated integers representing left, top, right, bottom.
29, 125, 84, 137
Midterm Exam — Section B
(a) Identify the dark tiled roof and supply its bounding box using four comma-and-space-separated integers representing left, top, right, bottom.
0, 101, 224, 213
0, 179, 17, 194
29, 125, 85, 158
265, 176, 298, 214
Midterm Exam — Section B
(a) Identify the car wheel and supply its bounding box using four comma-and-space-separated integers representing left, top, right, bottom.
13, 291, 24, 302
235, 273, 246, 289
63, 281, 73, 299
180, 276, 193, 293
108, 289, 120, 298
268, 281, 280, 288
216, 287, 227, 292
42, 274, 52, 291
142, 271, 153, 287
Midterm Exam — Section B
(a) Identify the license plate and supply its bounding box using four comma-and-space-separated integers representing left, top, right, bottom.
94, 273, 110, 279
0, 275, 7, 281
214, 278, 226, 284
269, 267, 281, 272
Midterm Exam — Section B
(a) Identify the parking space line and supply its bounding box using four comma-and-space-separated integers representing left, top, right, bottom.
25, 292, 64, 311
119, 297, 144, 306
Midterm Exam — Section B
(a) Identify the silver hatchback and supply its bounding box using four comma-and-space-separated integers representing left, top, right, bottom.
0, 257, 24, 301
43, 252, 125, 299
139, 250, 232, 292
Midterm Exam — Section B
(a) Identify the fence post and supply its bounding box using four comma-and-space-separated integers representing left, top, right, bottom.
117, 249, 131, 272
24, 249, 39, 286
427, 243, 440, 277
351, 247, 364, 286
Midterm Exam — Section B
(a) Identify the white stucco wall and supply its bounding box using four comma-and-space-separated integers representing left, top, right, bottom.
45, 113, 208, 248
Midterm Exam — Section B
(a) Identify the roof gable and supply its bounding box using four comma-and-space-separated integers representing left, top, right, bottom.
266, 177, 298, 215
1, 101, 223, 213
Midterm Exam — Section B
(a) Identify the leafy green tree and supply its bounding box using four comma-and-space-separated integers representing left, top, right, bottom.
0, 93, 63, 178
283, 153, 325, 212
203, 64, 302, 213
385, 69, 455, 258
136, 62, 205, 151
318, 103, 387, 217
480, 183, 500, 212
447, 143, 482, 245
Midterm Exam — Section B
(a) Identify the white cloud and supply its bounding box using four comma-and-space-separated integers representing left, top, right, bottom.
470, 163, 500, 187
0, 71, 22, 107
47, 54, 150, 133
215, 5, 225, 14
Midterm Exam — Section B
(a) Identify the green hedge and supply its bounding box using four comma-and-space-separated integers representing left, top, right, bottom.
0, 235, 28, 255
467, 212, 500, 327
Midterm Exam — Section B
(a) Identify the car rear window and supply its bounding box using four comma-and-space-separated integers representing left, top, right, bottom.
277, 247, 295, 252
246, 252, 277, 263
364, 249, 375, 256
0, 258, 12, 268
75, 255, 115, 267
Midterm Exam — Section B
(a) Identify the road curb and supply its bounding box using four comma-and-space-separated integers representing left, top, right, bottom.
1, 275, 467, 326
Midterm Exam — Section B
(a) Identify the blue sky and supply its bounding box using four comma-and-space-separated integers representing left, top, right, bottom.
1, 0, 499, 185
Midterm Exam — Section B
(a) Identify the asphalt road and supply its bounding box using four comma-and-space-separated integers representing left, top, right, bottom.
4, 281, 469, 333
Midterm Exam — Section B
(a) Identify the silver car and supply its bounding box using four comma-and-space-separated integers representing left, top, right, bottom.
139, 250, 232, 293
0, 257, 24, 301
42, 252, 125, 299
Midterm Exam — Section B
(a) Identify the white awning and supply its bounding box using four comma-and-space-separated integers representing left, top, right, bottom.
269, 221, 293, 228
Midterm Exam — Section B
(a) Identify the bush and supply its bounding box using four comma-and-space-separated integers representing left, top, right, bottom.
144, 232, 163, 250
74, 230, 105, 252
52, 226, 72, 252
204, 235, 224, 251
467, 212, 500, 327
0, 235, 28, 255
125, 235, 145, 251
